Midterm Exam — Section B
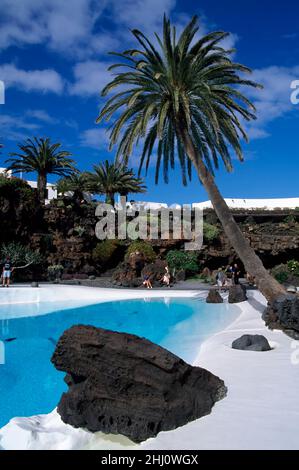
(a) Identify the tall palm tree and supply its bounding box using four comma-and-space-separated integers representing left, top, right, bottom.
6, 137, 77, 203
86, 160, 146, 206
56, 172, 90, 202
97, 15, 285, 302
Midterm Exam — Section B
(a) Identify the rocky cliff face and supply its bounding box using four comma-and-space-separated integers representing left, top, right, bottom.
1, 195, 298, 278
29, 202, 97, 276
199, 219, 299, 270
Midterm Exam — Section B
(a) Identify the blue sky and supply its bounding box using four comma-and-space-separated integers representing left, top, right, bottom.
0, 0, 299, 204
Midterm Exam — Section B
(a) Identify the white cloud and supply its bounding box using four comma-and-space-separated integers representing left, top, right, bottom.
26, 109, 58, 124
220, 33, 239, 53
0, 0, 176, 56
0, 113, 40, 141
0, 0, 104, 52
0, 63, 64, 94
109, 0, 175, 34
244, 65, 299, 139
0, 0, 121, 59
80, 128, 110, 150
69, 61, 111, 96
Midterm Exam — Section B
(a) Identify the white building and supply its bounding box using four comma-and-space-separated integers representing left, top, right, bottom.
131, 198, 299, 211
192, 198, 299, 211
26, 180, 57, 204
0, 167, 57, 204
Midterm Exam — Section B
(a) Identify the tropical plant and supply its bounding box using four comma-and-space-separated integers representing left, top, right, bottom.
1, 242, 42, 270
56, 172, 90, 202
86, 160, 146, 206
271, 264, 290, 284
287, 260, 299, 277
125, 240, 156, 262
97, 15, 285, 301
6, 137, 77, 203
203, 222, 220, 242
92, 239, 123, 268
166, 250, 199, 276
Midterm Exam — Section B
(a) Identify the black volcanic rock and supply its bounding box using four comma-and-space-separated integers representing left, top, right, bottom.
228, 284, 248, 303
206, 289, 223, 304
232, 334, 271, 352
51, 325, 227, 443
263, 294, 299, 336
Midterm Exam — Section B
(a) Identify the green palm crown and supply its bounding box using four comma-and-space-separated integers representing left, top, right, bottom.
97, 15, 261, 185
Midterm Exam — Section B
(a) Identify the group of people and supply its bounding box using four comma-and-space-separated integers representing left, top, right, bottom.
216, 264, 241, 290
143, 263, 243, 290
142, 266, 171, 289
1, 257, 13, 288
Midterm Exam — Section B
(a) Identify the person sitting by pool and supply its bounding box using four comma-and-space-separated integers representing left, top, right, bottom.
161, 266, 171, 288
142, 274, 153, 289
216, 267, 226, 290
2, 257, 14, 288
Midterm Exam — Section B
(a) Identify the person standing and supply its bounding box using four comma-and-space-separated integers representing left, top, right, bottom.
2, 257, 14, 288
233, 263, 241, 285
225, 265, 233, 286
216, 267, 226, 290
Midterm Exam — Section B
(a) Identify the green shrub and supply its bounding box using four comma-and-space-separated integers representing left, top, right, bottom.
0, 176, 35, 207
284, 215, 296, 224
287, 260, 299, 277
0, 175, 31, 192
271, 264, 289, 284
203, 222, 220, 242
74, 225, 85, 237
126, 241, 156, 262
47, 264, 64, 281
92, 239, 122, 267
166, 250, 199, 275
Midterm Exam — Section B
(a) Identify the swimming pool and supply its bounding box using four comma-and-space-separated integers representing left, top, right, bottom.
0, 297, 239, 428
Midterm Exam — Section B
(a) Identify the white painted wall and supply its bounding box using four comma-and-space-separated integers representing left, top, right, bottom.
192, 198, 299, 210
26, 180, 57, 204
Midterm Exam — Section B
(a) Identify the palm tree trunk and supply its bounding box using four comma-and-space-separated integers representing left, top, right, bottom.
120, 192, 128, 204
106, 193, 115, 207
179, 128, 285, 302
37, 173, 47, 203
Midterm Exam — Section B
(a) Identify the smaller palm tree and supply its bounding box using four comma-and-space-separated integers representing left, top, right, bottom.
56, 172, 90, 202
86, 160, 146, 206
6, 137, 77, 203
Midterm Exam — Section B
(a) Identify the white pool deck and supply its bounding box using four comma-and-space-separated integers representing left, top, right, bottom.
0, 285, 299, 450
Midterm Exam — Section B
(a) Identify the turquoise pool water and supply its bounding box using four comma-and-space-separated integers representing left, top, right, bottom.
0, 297, 239, 428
